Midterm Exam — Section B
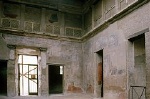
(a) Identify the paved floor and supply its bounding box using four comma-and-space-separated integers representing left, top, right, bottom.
0, 94, 94, 99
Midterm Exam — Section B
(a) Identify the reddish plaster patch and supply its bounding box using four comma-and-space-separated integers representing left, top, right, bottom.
119, 93, 126, 99
67, 83, 82, 93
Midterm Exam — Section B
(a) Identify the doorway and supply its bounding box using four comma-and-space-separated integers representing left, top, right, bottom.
49, 65, 63, 94
18, 55, 38, 96
0, 60, 7, 96
128, 34, 146, 99
96, 50, 103, 97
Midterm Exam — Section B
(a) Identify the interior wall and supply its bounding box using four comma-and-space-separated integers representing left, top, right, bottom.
0, 1, 150, 98
83, 23, 127, 99
1, 1, 83, 38
82, 2, 150, 99
84, 8, 92, 34
119, 2, 150, 97
3, 34, 83, 96
0, 34, 9, 60
94, 0, 102, 27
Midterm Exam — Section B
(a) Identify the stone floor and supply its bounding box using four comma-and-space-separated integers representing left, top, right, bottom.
0, 94, 94, 99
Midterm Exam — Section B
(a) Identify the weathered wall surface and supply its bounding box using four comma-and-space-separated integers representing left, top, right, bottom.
118, 2, 150, 99
2, 34, 83, 95
0, 33, 9, 60
82, 2, 150, 99
0, 0, 150, 99
0, 1, 83, 38
83, 23, 127, 99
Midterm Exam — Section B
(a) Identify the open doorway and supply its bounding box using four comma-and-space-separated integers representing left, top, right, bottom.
18, 55, 38, 96
49, 65, 63, 94
96, 50, 103, 97
0, 60, 7, 96
133, 36, 146, 86
128, 34, 146, 99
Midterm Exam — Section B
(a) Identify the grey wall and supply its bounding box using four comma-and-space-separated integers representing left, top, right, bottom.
3, 34, 83, 95
0, 0, 150, 99
82, 23, 127, 98
82, 2, 150, 99
0, 33, 9, 60
1, 2, 83, 38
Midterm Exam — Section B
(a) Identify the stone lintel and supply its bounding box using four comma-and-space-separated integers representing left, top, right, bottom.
128, 28, 149, 41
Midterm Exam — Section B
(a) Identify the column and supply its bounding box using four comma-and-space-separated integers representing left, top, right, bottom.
40, 8, 46, 34
39, 47, 48, 96
7, 45, 16, 97
92, 5, 95, 29
82, 14, 85, 36
101, 0, 104, 21
20, 4, 25, 30
0, 1, 2, 27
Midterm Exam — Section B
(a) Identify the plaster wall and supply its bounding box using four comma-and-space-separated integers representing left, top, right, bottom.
0, 0, 150, 99
82, 2, 150, 99
2, 34, 83, 96
1, 2, 83, 37
0, 33, 9, 60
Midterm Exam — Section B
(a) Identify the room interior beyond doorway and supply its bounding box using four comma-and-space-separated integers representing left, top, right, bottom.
18, 55, 38, 96
49, 65, 64, 94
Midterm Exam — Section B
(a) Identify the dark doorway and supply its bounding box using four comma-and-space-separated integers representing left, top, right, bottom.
49, 65, 63, 94
0, 60, 7, 96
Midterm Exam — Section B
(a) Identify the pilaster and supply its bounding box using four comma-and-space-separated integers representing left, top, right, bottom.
41, 8, 46, 33
115, 0, 119, 12
59, 12, 65, 36
7, 44, 16, 97
39, 47, 48, 96
20, 4, 25, 30
92, 5, 95, 29
82, 14, 85, 36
